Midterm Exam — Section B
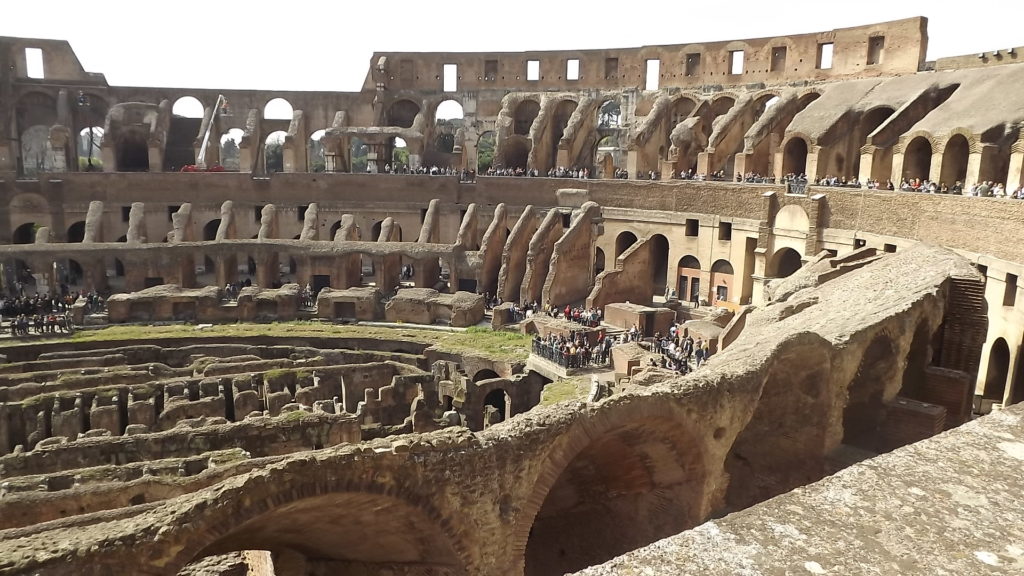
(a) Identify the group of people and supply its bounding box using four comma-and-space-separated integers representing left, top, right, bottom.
485, 166, 540, 177
649, 328, 713, 374
532, 331, 614, 369
546, 166, 591, 179
7, 312, 73, 336
378, 164, 477, 181
222, 280, 252, 301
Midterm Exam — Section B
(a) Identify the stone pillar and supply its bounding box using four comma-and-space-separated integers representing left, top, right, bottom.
966, 149, 984, 187
215, 254, 238, 288
255, 252, 279, 289
696, 151, 711, 176
889, 150, 906, 185
857, 147, 875, 184
805, 146, 821, 180
1007, 144, 1024, 190
929, 150, 944, 184
626, 149, 640, 178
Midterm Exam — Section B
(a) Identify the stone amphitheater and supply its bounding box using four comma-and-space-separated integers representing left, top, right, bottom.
1, 16, 1023, 576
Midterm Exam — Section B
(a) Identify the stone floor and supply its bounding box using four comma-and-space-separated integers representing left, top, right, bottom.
574, 404, 1024, 575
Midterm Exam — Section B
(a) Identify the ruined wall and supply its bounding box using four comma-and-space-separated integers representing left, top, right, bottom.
542, 201, 601, 307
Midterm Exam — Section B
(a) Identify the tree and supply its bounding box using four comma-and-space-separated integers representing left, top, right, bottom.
265, 135, 284, 173
477, 133, 495, 172
221, 137, 240, 171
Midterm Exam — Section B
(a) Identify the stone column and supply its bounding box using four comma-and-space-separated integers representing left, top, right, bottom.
857, 146, 875, 184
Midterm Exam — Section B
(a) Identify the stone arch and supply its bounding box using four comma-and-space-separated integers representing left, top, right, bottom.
473, 368, 500, 383
308, 129, 326, 172
518, 400, 711, 576
482, 387, 510, 427
264, 130, 288, 173
203, 219, 221, 241
677, 255, 701, 302
984, 337, 1010, 402
263, 98, 293, 121
166, 480, 472, 576
775, 204, 810, 233
902, 135, 933, 181
66, 221, 86, 243
513, 99, 541, 136
670, 95, 698, 125
13, 222, 37, 244
388, 99, 420, 128
843, 333, 901, 451
751, 91, 782, 123
613, 230, 637, 259
767, 247, 802, 278
649, 233, 670, 295
115, 127, 150, 171
782, 136, 808, 176
19, 124, 54, 176
15, 91, 57, 133
594, 247, 606, 275
171, 96, 204, 118
940, 134, 970, 186
725, 333, 832, 511
219, 128, 244, 171
502, 136, 530, 170
710, 259, 734, 303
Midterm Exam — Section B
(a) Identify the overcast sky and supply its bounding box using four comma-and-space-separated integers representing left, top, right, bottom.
3, 0, 1021, 91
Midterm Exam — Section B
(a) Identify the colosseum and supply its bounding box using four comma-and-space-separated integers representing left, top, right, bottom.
1, 15, 1023, 576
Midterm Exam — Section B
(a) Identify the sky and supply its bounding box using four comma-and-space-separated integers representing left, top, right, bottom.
3, 0, 1022, 92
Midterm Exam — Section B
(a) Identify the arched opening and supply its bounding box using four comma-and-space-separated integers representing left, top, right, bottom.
308, 129, 326, 172
513, 100, 541, 136
1011, 338, 1024, 406
78, 126, 104, 171
524, 419, 706, 576
753, 95, 780, 123
677, 255, 701, 303
613, 231, 637, 259
370, 220, 383, 242
477, 131, 495, 173
597, 99, 621, 129
263, 98, 293, 121
710, 259, 734, 304
502, 137, 530, 170
264, 131, 288, 173
670, 97, 697, 126
166, 98, 204, 171
203, 219, 221, 241
13, 222, 37, 244
594, 247, 606, 276
329, 220, 344, 241
549, 100, 578, 168
116, 129, 150, 172
940, 134, 969, 187
387, 99, 420, 128
843, 334, 900, 452
350, 138, 368, 173
391, 137, 408, 170
66, 221, 86, 243
19, 125, 53, 177
219, 129, 244, 171
184, 492, 466, 575
649, 234, 669, 296
903, 136, 932, 181
768, 247, 802, 278
172, 96, 204, 118
782, 137, 808, 176
482, 388, 509, 427
984, 338, 1010, 403
725, 341, 830, 511
473, 369, 500, 383
114, 258, 125, 277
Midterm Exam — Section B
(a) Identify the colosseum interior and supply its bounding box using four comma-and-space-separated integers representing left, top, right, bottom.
1, 15, 1023, 576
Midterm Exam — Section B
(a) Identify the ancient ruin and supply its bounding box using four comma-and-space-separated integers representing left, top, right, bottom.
1, 15, 1024, 576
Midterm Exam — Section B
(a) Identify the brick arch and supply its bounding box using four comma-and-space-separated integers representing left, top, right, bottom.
894, 130, 938, 154
513, 396, 715, 576
162, 461, 474, 575
938, 127, 981, 154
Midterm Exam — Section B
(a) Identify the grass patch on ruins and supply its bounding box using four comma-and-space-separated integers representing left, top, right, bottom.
14, 322, 532, 362
539, 376, 590, 406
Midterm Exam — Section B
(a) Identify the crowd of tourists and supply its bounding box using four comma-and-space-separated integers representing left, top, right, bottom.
531, 331, 614, 369
377, 163, 477, 181
1, 291, 86, 337
647, 327, 713, 375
